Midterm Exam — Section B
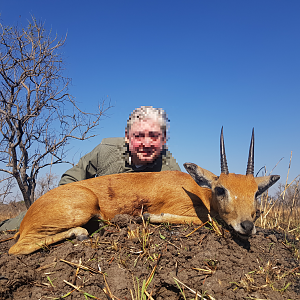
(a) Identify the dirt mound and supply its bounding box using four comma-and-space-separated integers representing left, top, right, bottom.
0, 215, 299, 300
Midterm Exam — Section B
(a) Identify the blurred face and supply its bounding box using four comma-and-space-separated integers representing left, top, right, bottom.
125, 119, 166, 165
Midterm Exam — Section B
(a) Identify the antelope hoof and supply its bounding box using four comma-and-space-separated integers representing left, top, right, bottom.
77, 234, 89, 241
136, 213, 151, 223
142, 213, 150, 221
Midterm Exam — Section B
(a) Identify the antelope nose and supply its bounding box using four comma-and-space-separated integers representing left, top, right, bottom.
240, 220, 254, 235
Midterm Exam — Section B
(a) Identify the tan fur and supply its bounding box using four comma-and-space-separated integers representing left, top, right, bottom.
210, 173, 258, 231
9, 167, 279, 255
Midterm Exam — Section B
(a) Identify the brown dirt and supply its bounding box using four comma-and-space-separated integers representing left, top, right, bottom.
0, 214, 299, 300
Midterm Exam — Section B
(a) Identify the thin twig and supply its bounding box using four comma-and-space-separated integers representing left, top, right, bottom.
0, 236, 14, 243
173, 277, 216, 300
185, 221, 208, 237
60, 259, 103, 274
145, 253, 161, 288
144, 290, 154, 300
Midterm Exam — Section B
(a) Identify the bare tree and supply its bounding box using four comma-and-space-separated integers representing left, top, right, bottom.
35, 172, 59, 200
0, 17, 110, 209
0, 175, 15, 204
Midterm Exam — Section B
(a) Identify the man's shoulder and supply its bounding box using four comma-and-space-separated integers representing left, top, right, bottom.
100, 137, 125, 146
85, 137, 126, 161
90, 137, 125, 152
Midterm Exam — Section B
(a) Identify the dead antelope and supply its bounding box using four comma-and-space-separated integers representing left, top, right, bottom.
9, 128, 280, 255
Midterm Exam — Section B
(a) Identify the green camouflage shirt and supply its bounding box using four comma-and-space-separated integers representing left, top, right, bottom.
59, 137, 181, 186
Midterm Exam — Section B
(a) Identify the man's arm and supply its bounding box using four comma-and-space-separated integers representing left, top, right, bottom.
58, 137, 127, 186
58, 149, 99, 186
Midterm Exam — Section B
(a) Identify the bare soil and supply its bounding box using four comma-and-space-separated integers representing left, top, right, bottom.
0, 214, 299, 300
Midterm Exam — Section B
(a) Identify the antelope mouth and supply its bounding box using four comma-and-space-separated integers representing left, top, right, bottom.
230, 223, 256, 240
235, 231, 252, 240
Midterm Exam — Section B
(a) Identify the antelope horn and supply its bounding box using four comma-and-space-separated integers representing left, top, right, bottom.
246, 128, 255, 175
220, 127, 229, 174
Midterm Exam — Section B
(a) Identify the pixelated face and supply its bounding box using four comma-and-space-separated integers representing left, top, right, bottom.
125, 119, 166, 165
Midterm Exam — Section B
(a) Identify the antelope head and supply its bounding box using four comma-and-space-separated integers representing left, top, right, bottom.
184, 128, 280, 238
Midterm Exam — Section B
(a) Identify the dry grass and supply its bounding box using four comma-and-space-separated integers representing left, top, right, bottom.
231, 260, 295, 295
0, 201, 26, 222
257, 152, 300, 239
258, 202, 300, 232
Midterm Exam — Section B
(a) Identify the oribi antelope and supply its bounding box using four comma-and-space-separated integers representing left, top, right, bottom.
9, 128, 280, 255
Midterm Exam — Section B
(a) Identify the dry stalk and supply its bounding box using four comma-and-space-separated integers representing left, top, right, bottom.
36, 262, 56, 272
103, 273, 116, 300
208, 214, 222, 236
73, 257, 82, 285
287, 180, 299, 231
63, 280, 103, 299
185, 221, 208, 237
63, 280, 82, 291
166, 240, 180, 250
258, 152, 300, 231
0, 236, 14, 243
130, 288, 135, 300
192, 267, 214, 275
60, 259, 103, 274
283, 151, 293, 201
1, 229, 17, 233
144, 290, 154, 300
173, 277, 216, 300
145, 253, 161, 287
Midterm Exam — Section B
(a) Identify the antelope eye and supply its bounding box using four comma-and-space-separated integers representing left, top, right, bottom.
215, 187, 225, 196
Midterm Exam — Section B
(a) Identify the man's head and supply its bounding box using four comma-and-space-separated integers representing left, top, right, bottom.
125, 106, 168, 165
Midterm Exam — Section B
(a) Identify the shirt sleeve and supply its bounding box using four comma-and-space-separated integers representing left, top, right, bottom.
58, 145, 100, 186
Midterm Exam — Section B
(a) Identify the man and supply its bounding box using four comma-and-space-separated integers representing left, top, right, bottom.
0, 106, 180, 230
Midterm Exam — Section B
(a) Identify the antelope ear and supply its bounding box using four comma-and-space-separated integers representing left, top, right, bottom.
254, 175, 280, 196
184, 163, 217, 189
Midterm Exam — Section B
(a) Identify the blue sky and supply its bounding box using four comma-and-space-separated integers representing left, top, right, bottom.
0, 1, 299, 194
